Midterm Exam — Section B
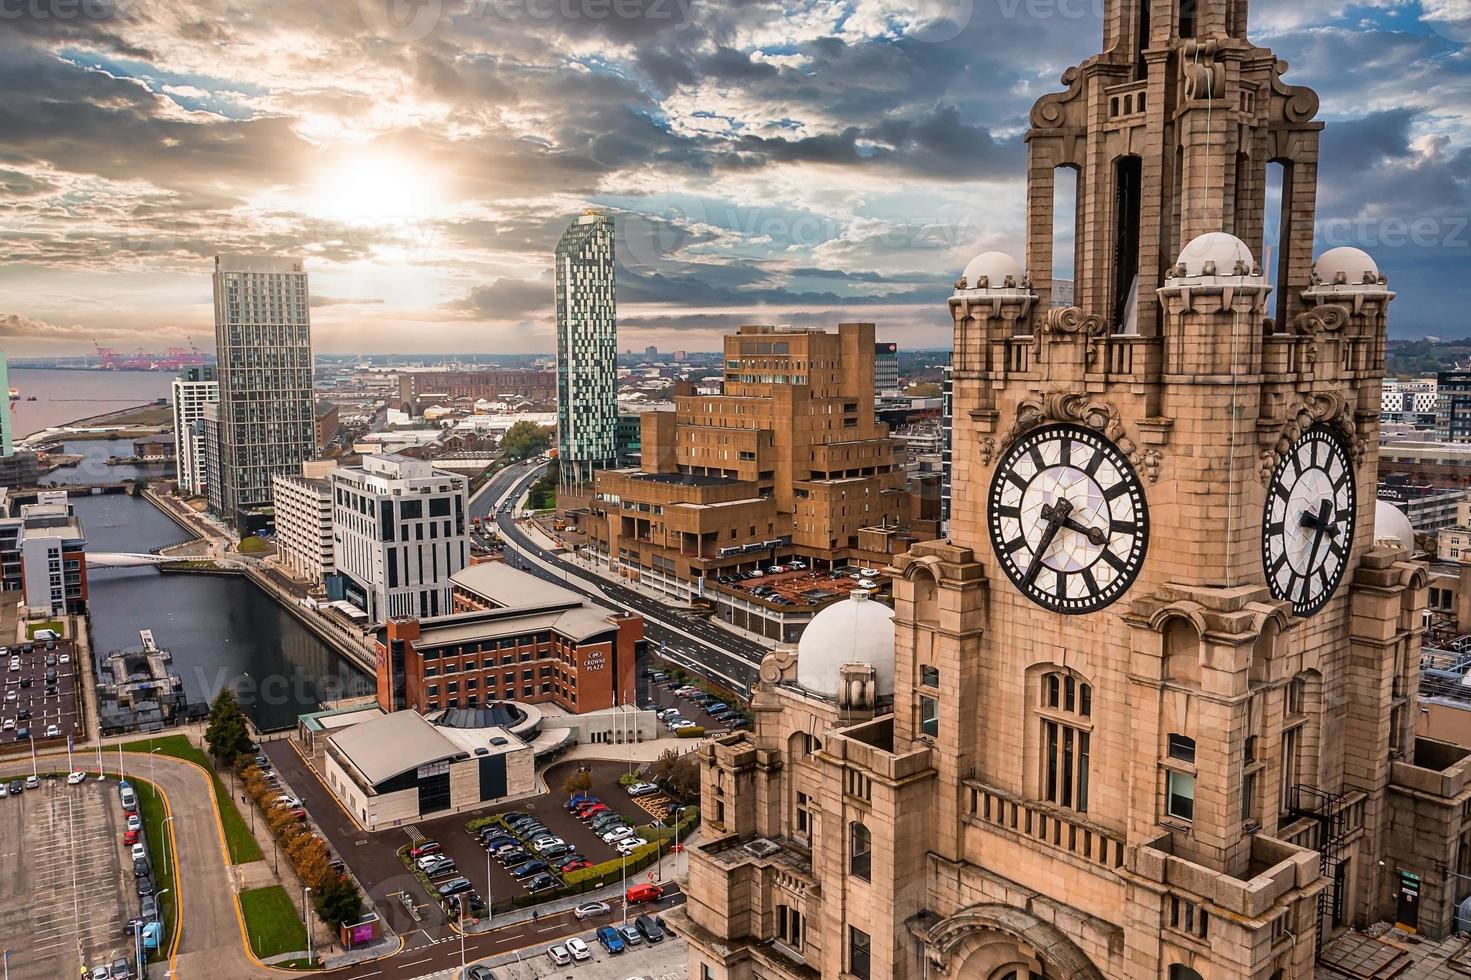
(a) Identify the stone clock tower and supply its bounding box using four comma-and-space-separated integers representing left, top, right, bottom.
675, 0, 1455, 976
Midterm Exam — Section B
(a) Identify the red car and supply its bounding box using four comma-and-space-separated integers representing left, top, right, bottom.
626, 883, 663, 905
410, 841, 442, 858
123, 828, 139, 846
560, 859, 592, 872
576, 804, 610, 820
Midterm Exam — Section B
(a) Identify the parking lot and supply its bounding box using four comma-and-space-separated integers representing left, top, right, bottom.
0, 638, 83, 748
473, 931, 690, 979
0, 776, 138, 979
647, 677, 743, 736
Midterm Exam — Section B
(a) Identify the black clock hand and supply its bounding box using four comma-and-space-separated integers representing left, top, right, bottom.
1298, 498, 1334, 603
1056, 511, 1107, 546
1024, 499, 1071, 586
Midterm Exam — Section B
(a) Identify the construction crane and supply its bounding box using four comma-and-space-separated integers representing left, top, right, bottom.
94, 338, 212, 371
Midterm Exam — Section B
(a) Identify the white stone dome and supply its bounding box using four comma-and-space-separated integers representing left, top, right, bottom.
1315, 246, 1380, 286
962, 251, 1024, 289
795, 591, 896, 699
1374, 499, 1415, 550
1174, 232, 1256, 278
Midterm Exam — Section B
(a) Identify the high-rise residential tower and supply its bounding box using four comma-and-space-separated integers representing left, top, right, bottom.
170, 364, 218, 496
554, 211, 617, 485
210, 255, 315, 532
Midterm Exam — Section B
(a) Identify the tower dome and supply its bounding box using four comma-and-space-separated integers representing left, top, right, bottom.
1314, 246, 1380, 286
1374, 499, 1415, 550
795, 591, 896, 699
1173, 232, 1258, 278
961, 251, 1024, 290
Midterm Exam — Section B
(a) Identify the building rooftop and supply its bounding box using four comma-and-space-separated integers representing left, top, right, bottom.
328, 709, 464, 786
629, 471, 740, 487
451, 561, 587, 608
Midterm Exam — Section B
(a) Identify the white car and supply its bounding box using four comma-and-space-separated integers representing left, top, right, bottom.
44, 725, 58, 738
67, 771, 87, 785
601, 826, 635, 844
574, 901, 611, 919
2, 719, 13, 732
6, 661, 17, 673
671, 720, 697, 731
33, 629, 59, 641
615, 837, 649, 856
131, 842, 147, 862
272, 795, 301, 809
565, 937, 592, 961
24, 775, 38, 790
546, 944, 571, 966
58, 653, 69, 664
531, 836, 565, 853
126, 814, 142, 832
625, 782, 660, 797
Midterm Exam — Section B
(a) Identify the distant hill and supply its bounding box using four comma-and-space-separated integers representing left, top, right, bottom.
1385, 339, 1471, 377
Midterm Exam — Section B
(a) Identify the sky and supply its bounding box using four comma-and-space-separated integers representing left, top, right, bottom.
0, 0, 1468, 357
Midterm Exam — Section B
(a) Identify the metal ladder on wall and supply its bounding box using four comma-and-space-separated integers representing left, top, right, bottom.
1289, 784, 1350, 954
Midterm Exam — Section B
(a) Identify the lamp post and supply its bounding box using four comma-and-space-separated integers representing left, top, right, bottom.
160, 815, 174, 875
303, 887, 313, 965
150, 747, 162, 797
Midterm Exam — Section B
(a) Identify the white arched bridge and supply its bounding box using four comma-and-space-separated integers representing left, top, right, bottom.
88, 553, 180, 568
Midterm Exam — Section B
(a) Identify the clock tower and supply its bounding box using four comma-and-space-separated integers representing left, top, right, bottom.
676, 0, 1458, 976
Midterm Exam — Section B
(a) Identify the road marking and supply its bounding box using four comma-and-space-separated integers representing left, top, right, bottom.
402, 955, 433, 966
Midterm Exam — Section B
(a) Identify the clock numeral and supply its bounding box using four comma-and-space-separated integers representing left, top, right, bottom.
1110, 519, 1138, 537
1083, 452, 1104, 477
1005, 536, 1029, 555
1100, 548, 1129, 573
1102, 481, 1130, 502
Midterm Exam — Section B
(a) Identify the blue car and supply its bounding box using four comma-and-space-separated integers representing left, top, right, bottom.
596, 925, 625, 953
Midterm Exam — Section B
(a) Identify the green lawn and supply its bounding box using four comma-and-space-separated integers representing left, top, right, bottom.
123, 735, 263, 864
132, 777, 177, 963
239, 885, 311, 960
26, 620, 63, 638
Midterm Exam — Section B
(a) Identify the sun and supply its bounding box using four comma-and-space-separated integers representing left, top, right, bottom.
306, 152, 440, 223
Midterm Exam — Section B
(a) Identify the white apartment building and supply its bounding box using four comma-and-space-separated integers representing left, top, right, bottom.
272, 467, 334, 585
1382, 377, 1438, 419
331, 454, 468, 622
170, 365, 218, 496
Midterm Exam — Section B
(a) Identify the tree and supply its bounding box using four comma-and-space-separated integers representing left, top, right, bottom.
204, 688, 253, 764
314, 875, 364, 929
562, 768, 593, 798
499, 421, 553, 461
653, 749, 700, 801
904, 382, 942, 397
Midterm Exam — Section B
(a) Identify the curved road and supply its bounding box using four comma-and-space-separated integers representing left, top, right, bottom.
469, 460, 764, 693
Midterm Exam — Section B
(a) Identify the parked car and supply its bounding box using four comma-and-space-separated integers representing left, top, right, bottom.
123, 828, 139, 846
495, 848, 528, 865
132, 857, 150, 878
44, 724, 59, 738
435, 877, 473, 898
545, 945, 571, 966
139, 895, 157, 920
110, 957, 134, 978
614, 837, 649, 856
635, 914, 665, 943
126, 814, 141, 833
67, 771, 87, 785
618, 924, 644, 947
538, 843, 571, 860
564, 795, 597, 811
509, 860, 547, 879
136, 874, 155, 897
601, 826, 635, 844
464, 966, 495, 980
530, 836, 565, 852
24, 775, 38, 790
525, 873, 557, 891
558, 858, 591, 873
409, 840, 441, 858
595, 925, 625, 954
574, 901, 611, 919
626, 782, 660, 797
565, 937, 592, 961
131, 843, 147, 862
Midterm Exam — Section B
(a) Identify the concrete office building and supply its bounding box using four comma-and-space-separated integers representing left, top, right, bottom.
555, 211, 618, 485
331, 454, 468, 622
12, 493, 87, 616
170, 365, 218, 496
210, 254, 315, 532
397, 370, 556, 412
272, 461, 335, 585
677, 0, 1471, 975
1438, 370, 1471, 443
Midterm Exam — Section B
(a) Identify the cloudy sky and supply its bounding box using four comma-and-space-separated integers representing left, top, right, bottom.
1, 0, 1468, 356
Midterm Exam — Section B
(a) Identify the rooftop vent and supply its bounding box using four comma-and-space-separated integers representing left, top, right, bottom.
743, 838, 781, 859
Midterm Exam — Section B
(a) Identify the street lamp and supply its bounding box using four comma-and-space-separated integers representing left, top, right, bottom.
303, 886, 313, 966
150, 747, 162, 797
160, 815, 174, 874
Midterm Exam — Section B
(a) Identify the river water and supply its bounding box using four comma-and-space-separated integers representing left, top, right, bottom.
73, 493, 372, 730
9, 368, 173, 438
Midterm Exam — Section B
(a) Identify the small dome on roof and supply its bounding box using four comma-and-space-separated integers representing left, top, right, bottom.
796, 591, 895, 699
1173, 232, 1257, 278
1374, 500, 1415, 550
1314, 246, 1380, 286
961, 251, 1024, 289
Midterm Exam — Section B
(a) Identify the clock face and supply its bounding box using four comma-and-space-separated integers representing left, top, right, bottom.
1262, 426, 1356, 616
988, 424, 1150, 614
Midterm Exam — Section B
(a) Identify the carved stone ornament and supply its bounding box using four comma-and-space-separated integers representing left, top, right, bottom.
978, 436, 998, 467
1290, 303, 1349, 365
998, 390, 1163, 483
1029, 66, 1083, 129
1032, 305, 1106, 363
757, 646, 798, 686
1258, 390, 1366, 481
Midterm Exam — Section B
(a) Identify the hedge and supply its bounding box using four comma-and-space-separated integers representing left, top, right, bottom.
676, 726, 705, 738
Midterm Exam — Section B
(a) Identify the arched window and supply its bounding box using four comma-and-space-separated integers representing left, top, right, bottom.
850, 821, 872, 881
1038, 669, 1093, 812
1169, 966, 1204, 980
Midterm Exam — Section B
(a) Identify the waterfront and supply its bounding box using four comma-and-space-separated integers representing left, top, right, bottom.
9, 368, 172, 437
40, 438, 175, 486
72, 493, 372, 730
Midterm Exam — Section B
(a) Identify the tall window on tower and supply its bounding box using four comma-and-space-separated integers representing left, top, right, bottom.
1112, 156, 1143, 332
1039, 670, 1092, 812
1179, 0, 1197, 37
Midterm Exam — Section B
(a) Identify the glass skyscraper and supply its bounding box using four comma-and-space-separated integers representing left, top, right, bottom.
210, 254, 315, 533
554, 211, 618, 485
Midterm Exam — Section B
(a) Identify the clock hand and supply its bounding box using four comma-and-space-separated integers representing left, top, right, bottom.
1297, 499, 1334, 604
1024, 499, 1071, 586
1057, 511, 1108, 546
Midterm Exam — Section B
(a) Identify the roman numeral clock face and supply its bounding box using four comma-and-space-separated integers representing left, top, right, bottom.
1262, 427, 1356, 616
988, 424, 1149, 614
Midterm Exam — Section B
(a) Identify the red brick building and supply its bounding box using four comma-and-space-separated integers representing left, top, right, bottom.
374, 562, 641, 715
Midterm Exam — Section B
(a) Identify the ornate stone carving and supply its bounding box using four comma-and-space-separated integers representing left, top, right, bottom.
1032, 305, 1106, 363
1258, 390, 1366, 481
978, 436, 998, 467
1029, 66, 1083, 129
923, 904, 1106, 979
757, 646, 798, 686
1180, 40, 1221, 101
999, 390, 1163, 482
1270, 59, 1321, 123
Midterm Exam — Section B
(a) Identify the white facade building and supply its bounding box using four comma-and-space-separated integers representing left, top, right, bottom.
170, 365, 218, 496
272, 470, 334, 585
331, 454, 468, 622
555, 211, 618, 484
1382, 378, 1438, 420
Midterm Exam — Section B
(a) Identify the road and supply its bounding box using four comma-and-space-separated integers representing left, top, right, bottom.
469, 461, 764, 694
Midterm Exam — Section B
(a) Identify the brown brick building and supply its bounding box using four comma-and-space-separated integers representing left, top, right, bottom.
574, 323, 923, 601
374, 562, 641, 716
676, 0, 1471, 976
397, 369, 556, 410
